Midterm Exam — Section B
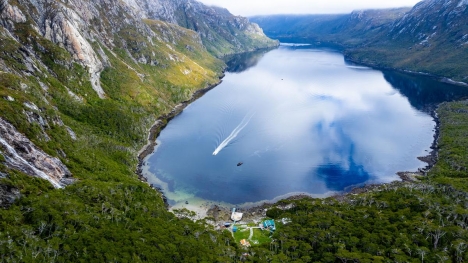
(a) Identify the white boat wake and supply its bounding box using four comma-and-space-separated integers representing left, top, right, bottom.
213, 112, 255, 155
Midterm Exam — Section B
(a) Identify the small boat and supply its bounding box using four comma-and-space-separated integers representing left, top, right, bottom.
237, 162, 243, 166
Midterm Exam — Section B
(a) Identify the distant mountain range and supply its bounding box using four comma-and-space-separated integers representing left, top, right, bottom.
250, 8, 410, 47
251, 0, 468, 83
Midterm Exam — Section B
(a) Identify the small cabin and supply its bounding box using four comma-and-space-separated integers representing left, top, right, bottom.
262, 219, 276, 231
240, 239, 251, 247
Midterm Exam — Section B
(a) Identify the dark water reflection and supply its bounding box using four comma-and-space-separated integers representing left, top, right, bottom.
143, 45, 468, 206
382, 71, 468, 113
223, 48, 272, 73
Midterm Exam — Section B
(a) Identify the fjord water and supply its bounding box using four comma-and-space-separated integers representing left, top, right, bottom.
143, 45, 468, 206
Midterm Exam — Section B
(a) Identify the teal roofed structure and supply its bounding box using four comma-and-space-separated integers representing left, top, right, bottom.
262, 219, 276, 231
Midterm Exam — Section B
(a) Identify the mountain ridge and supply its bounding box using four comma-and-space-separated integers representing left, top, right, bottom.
251, 0, 468, 82
122, 0, 278, 56
250, 8, 410, 48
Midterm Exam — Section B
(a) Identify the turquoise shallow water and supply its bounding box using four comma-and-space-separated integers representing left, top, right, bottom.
143, 45, 468, 206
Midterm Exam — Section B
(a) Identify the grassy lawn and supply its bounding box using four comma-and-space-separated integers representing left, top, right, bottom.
233, 225, 250, 242
232, 222, 275, 246
250, 228, 272, 245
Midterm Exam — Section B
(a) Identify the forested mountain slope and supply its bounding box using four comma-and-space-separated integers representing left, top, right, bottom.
0, 0, 276, 261
347, 0, 468, 82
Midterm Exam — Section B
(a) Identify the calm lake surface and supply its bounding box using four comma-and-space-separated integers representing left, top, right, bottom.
143, 44, 468, 207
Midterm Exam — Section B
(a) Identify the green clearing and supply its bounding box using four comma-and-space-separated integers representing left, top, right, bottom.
232, 221, 274, 246
251, 228, 272, 245
233, 225, 251, 242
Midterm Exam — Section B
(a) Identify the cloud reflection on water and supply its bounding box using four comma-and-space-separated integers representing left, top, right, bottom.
143, 46, 465, 205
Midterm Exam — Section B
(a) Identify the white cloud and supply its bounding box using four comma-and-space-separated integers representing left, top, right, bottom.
199, 0, 422, 16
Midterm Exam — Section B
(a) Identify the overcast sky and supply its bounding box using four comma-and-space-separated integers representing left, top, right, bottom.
198, 0, 422, 16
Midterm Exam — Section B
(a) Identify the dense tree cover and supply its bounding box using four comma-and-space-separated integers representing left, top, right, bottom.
240, 102, 468, 263
1, 3, 468, 262
245, 182, 468, 262
431, 102, 468, 185
0, 11, 234, 262
0, 173, 237, 262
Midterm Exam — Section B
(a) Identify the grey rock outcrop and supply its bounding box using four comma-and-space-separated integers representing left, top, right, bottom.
122, 0, 278, 56
0, 0, 157, 98
389, 0, 468, 46
0, 118, 73, 188
1, 0, 108, 97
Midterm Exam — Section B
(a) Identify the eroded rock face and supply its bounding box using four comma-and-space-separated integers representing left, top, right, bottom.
1, 0, 158, 98
0, 118, 73, 188
42, 8, 106, 98
121, 0, 278, 56
389, 0, 468, 45
1, 3, 26, 24
0, 0, 109, 98
1, 0, 276, 86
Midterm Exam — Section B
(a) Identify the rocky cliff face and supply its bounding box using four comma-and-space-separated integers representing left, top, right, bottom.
389, 0, 468, 47
0, 118, 73, 188
122, 0, 278, 56
0, 0, 158, 98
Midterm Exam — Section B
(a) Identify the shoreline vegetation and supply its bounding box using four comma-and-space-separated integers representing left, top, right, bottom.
345, 55, 468, 88
134, 79, 221, 207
